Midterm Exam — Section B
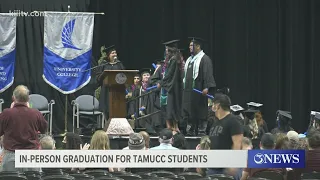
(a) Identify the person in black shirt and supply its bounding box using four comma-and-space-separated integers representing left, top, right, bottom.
207, 93, 243, 177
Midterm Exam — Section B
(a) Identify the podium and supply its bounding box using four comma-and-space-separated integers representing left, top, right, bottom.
100, 70, 139, 119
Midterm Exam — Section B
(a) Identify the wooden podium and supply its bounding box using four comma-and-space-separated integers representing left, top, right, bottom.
100, 70, 139, 119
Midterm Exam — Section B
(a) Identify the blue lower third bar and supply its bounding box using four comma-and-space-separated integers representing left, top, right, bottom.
247, 150, 305, 168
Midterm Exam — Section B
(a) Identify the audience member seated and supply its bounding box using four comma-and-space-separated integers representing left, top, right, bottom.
289, 137, 308, 150
123, 133, 146, 150
40, 136, 56, 150
234, 138, 253, 180
242, 137, 253, 150
39, 136, 64, 176
195, 136, 211, 176
150, 128, 181, 174
121, 133, 149, 174
61, 133, 84, 173
150, 128, 179, 150
287, 131, 299, 142
0, 85, 48, 172
62, 132, 82, 150
297, 138, 308, 150
87, 130, 114, 172
241, 133, 286, 180
274, 133, 290, 149
123, 131, 149, 150
139, 131, 150, 149
38, 133, 60, 175
293, 129, 320, 180
166, 119, 187, 149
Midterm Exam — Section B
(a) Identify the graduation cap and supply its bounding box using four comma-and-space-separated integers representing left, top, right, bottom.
139, 68, 152, 76
188, 37, 206, 47
315, 113, 320, 121
103, 45, 116, 55
230, 105, 245, 116
247, 102, 263, 111
243, 102, 263, 120
163, 39, 180, 48
243, 109, 259, 120
277, 110, 292, 120
230, 105, 244, 113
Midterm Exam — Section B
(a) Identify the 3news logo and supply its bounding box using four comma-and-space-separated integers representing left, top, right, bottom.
247, 150, 305, 168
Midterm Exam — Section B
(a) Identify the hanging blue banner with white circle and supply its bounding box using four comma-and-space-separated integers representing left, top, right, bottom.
0, 14, 16, 93
43, 12, 94, 94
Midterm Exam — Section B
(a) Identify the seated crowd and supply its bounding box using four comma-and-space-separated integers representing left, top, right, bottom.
0, 85, 320, 180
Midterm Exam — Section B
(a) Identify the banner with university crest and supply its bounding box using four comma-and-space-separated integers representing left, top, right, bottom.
0, 14, 16, 93
43, 12, 94, 94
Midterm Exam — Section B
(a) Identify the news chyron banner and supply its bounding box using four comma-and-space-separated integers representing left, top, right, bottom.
247, 150, 305, 168
0, 14, 16, 93
43, 12, 94, 94
15, 150, 305, 168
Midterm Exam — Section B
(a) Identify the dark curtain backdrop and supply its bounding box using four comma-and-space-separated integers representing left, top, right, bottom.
0, 0, 319, 134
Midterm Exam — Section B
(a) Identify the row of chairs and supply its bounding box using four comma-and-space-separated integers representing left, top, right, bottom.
1, 169, 320, 180
0, 94, 105, 135
0, 170, 234, 180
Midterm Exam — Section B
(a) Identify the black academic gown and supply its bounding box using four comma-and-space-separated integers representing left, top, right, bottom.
160, 56, 183, 125
126, 84, 140, 118
150, 66, 162, 108
182, 54, 216, 123
132, 85, 150, 117
96, 61, 125, 117
131, 84, 160, 134
149, 66, 164, 127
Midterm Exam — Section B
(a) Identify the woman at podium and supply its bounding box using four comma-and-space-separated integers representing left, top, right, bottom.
96, 45, 125, 119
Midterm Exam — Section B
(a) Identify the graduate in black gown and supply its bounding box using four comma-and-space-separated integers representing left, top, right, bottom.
131, 69, 151, 117
130, 68, 159, 134
96, 45, 125, 119
156, 39, 184, 131
182, 37, 216, 136
271, 110, 294, 134
150, 60, 165, 128
126, 74, 141, 118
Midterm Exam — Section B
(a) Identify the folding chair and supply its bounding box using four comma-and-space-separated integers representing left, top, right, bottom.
29, 94, 55, 135
72, 95, 104, 133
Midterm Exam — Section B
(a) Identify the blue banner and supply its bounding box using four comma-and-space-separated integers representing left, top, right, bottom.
0, 14, 16, 93
42, 12, 94, 94
247, 150, 305, 168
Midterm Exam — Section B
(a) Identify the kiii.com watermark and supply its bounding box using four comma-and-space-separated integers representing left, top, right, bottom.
9, 10, 45, 17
